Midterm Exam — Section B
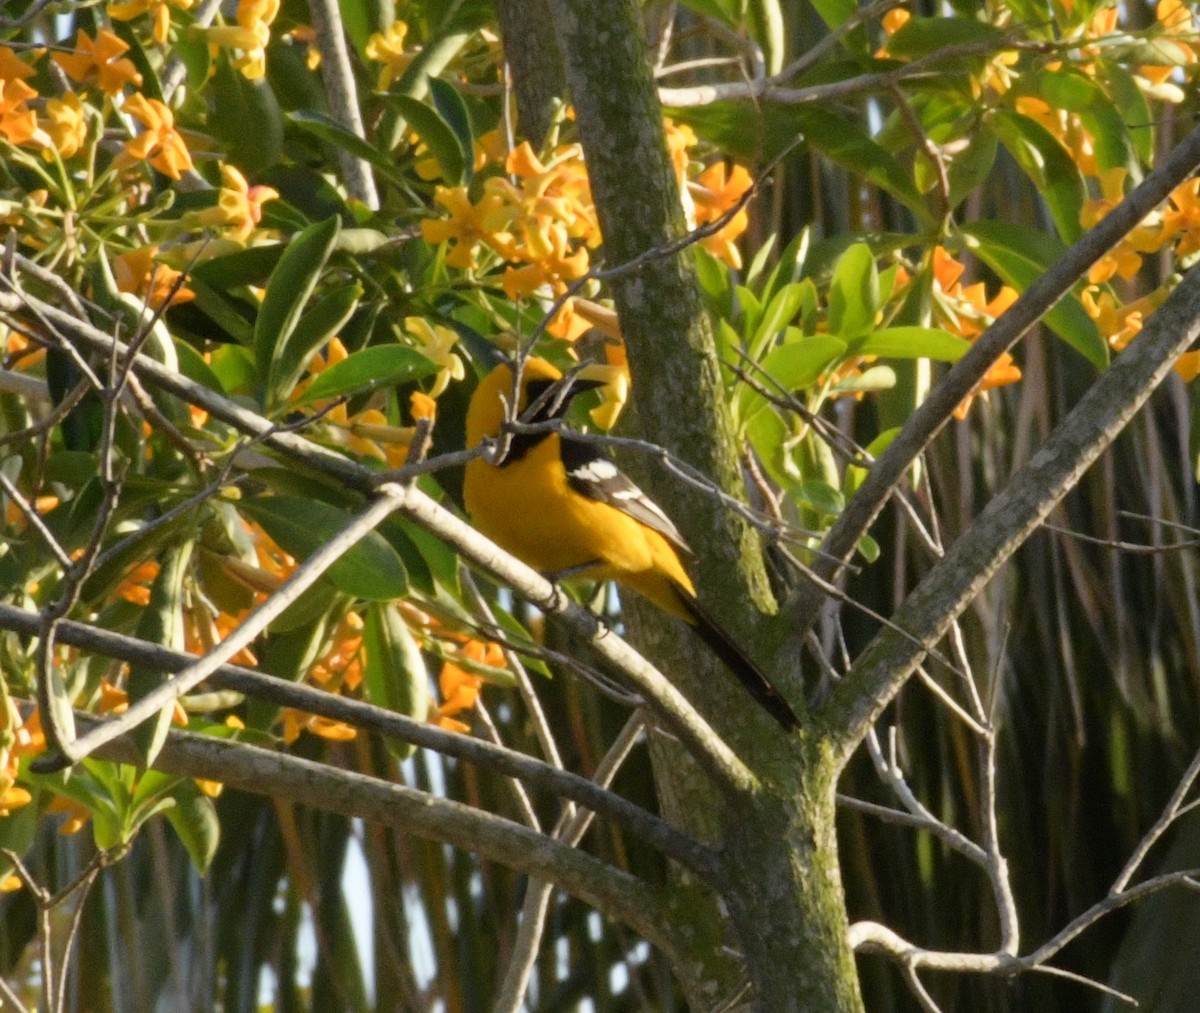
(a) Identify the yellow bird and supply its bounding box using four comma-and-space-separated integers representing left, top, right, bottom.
463, 357, 798, 730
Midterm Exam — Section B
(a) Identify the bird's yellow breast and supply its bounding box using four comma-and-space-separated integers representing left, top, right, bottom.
463, 432, 696, 617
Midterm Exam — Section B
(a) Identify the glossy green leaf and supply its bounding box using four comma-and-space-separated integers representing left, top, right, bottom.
694, 246, 734, 321
254, 215, 341, 402
208, 55, 284, 172
428, 77, 474, 181
759, 334, 848, 389
844, 428, 900, 500
832, 364, 896, 392
885, 17, 1007, 59
1104, 62, 1153, 165
828, 243, 878, 341
267, 283, 363, 406
239, 496, 408, 601
809, 0, 857, 28
795, 480, 844, 517
1035, 70, 1133, 171
751, 283, 810, 358
287, 110, 408, 184
383, 93, 467, 185
855, 326, 971, 361
663, 100, 811, 163
746, 0, 785, 74
794, 108, 930, 220
291, 345, 439, 405
163, 781, 220, 873
363, 603, 430, 759
989, 110, 1086, 240
191, 244, 283, 291
129, 542, 193, 767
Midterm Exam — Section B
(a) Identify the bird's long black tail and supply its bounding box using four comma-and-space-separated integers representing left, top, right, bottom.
675, 591, 800, 731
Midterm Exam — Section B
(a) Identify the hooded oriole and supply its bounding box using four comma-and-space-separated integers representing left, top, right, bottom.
463, 357, 799, 731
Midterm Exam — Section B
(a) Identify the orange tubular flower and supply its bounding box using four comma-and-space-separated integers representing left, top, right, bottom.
365, 22, 415, 89
114, 244, 196, 309
0, 79, 36, 145
108, 0, 196, 46
119, 93, 193, 179
432, 639, 504, 733
0, 45, 37, 82
52, 29, 143, 95
690, 162, 753, 269
421, 185, 516, 269
189, 164, 279, 242
1162, 178, 1200, 258
927, 248, 1023, 417
206, 0, 279, 80
40, 93, 87, 159
115, 560, 160, 606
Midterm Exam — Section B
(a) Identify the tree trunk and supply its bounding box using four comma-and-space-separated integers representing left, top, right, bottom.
547, 0, 864, 1007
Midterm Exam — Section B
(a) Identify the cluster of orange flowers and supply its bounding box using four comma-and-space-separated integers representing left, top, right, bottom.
879, 0, 1200, 387
418, 122, 753, 342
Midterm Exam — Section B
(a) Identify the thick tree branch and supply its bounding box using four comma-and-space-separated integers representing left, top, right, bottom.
0, 603, 720, 881
76, 713, 686, 958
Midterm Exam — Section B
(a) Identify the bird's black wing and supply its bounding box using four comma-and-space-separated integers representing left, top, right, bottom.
559, 435, 693, 557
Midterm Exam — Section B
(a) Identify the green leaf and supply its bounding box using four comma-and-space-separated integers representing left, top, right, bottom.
129, 543, 193, 767
743, 234, 777, 290
885, 17, 1008, 59
286, 110, 409, 185
795, 480, 844, 517
759, 334, 848, 389
428, 77, 474, 181
1036, 69, 1133, 172
809, 0, 858, 29
794, 108, 930, 221
945, 127, 997, 208
267, 283, 363, 405
209, 345, 257, 396
762, 229, 811, 304
383, 93, 467, 185
363, 603, 430, 759
745, 0, 785, 75
337, 0, 392, 55
856, 533, 881, 562
960, 221, 1108, 368
181, 277, 255, 346
239, 496, 408, 601
844, 428, 900, 499
736, 285, 763, 338
163, 781, 221, 873
989, 110, 1086, 241
694, 246, 734, 321
1103, 63, 1153, 165
174, 338, 228, 396
832, 364, 896, 392
254, 215, 341, 403
751, 282, 810, 358
291, 345, 439, 405
191, 244, 282, 291
828, 243, 878, 341
855, 326, 971, 361
208, 54, 284, 172
663, 100, 810, 163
